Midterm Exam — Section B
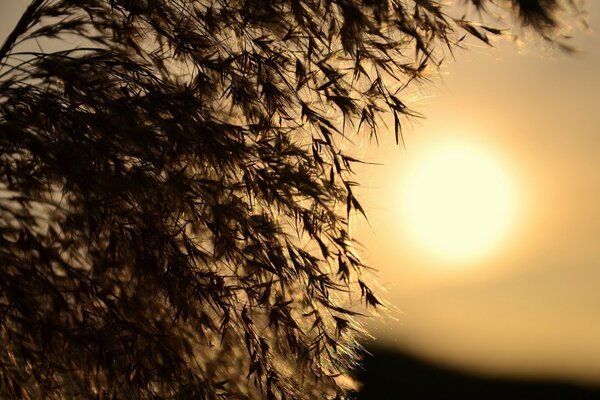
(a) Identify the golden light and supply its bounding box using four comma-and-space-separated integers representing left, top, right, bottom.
401, 140, 518, 264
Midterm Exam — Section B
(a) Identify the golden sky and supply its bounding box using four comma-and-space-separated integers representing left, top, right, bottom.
2, 0, 599, 387
355, 1, 600, 385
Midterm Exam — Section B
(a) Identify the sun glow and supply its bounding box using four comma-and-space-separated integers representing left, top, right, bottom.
401, 140, 518, 263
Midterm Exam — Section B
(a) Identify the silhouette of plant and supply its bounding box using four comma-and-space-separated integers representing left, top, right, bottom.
0, 0, 576, 398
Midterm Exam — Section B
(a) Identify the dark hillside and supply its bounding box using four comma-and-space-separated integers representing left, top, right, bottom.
357, 346, 600, 399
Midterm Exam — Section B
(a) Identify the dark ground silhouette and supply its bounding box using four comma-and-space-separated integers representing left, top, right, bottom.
356, 345, 600, 399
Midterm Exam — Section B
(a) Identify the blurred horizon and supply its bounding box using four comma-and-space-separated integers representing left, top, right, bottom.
2, 0, 599, 391
355, 0, 600, 387
356, 344, 600, 399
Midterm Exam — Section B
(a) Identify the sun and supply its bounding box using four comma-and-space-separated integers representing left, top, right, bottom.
401, 140, 518, 263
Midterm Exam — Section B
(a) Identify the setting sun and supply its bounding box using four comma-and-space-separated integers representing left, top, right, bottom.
401, 140, 518, 263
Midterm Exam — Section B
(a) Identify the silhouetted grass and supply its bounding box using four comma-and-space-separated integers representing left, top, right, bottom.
0, 1, 578, 398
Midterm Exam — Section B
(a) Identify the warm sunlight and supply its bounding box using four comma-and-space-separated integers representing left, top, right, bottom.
401, 140, 518, 263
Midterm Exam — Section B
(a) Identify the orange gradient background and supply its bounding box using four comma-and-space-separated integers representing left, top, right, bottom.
2, 0, 600, 388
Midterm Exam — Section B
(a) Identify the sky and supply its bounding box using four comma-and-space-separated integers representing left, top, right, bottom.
2, 0, 599, 389
354, 1, 600, 386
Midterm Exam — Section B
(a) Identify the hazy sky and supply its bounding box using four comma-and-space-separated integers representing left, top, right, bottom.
355, 1, 600, 386
2, 0, 599, 387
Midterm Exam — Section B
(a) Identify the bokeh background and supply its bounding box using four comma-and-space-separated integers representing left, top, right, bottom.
352, 1, 600, 397
2, 1, 599, 398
